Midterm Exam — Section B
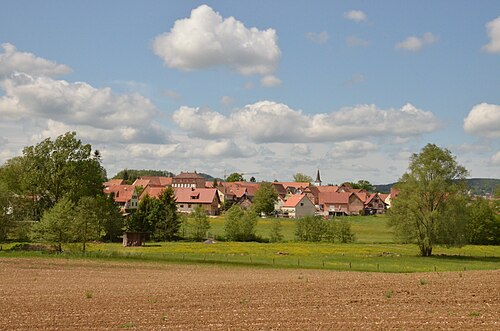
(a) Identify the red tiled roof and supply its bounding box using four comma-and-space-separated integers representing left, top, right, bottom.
316, 185, 339, 193
139, 186, 166, 200
133, 179, 151, 187
379, 193, 389, 201
175, 172, 204, 179
319, 192, 351, 205
103, 185, 136, 203
174, 188, 219, 204
283, 194, 308, 207
103, 179, 124, 187
278, 182, 309, 190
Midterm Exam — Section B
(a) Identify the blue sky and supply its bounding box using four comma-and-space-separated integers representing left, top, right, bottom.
0, 1, 499, 184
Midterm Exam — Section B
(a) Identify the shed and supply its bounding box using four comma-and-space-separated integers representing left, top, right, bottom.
122, 232, 148, 247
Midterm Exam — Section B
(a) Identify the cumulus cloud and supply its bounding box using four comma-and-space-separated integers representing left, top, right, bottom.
0, 73, 169, 144
328, 141, 378, 158
292, 143, 311, 156
152, 5, 281, 76
395, 32, 438, 51
344, 10, 367, 23
173, 101, 440, 143
491, 151, 500, 165
0, 43, 71, 78
306, 31, 329, 44
346, 35, 370, 47
482, 17, 500, 53
260, 75, 282, 87
464, 103, 500, 138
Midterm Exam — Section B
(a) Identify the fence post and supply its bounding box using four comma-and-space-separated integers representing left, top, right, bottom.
349, 262, 352, 269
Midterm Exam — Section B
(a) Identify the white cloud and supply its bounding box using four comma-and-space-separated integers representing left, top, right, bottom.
292, 143, 311, 156
458, 143, 491, 154
464, 103, 500, 138
491, 151, 500, 165
346, 36, 370, 47
0, 73, 169, 144
343, 10, 367, 23
173, 101, 440, 143
152, 5, 281, 76
260, 75, 282, 87
327, 141, 378, 159
0, 43, 71, 78
395, 32, 438, 51
306, 31, 329, 44
220, 95, 234, 105
482, 16, 500, 53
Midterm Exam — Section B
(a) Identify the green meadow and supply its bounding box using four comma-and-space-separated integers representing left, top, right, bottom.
2, 215, 499, 273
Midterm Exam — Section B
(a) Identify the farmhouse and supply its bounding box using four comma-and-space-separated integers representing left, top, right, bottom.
280, 194, 316, 218
319, 192, 364, 216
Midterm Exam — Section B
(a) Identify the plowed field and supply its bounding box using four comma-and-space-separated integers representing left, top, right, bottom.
0, 258, 498, 330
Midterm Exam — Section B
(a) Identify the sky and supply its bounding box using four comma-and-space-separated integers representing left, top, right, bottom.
0, 0, 499, 184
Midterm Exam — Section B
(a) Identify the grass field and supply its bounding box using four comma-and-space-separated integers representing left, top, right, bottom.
2, 214, 499, 273
206, 214, 393, 243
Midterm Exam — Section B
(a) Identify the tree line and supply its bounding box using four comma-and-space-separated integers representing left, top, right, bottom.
1, 133, 498, 256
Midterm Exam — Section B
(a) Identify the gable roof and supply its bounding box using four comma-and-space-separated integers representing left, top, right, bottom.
104, 185, 136, 203
139, 186, 166, 200
175, 172, 204, 179
278, 182, 310, 190
316, 185, 339, 193
283, 194, 310, 207
319, 192, 352, 205
103, 179, 124, 187
174, 188, 219, 204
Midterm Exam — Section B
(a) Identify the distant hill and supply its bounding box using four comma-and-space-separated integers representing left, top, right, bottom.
374, 178, 499, 196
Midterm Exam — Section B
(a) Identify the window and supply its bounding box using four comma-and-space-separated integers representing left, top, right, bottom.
300, 203, 304, 206
180, 204, 184, 208
188, 204, 191, 208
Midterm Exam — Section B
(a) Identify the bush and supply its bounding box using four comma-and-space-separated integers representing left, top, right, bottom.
224, 205, 259, 241
295, 216, 327, 242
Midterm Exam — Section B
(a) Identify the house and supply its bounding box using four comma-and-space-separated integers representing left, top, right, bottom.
217, 181, 260, 207
303, 185, 320, 206
172, 171, 206, 188
319, 192, 364, 216
277, 182, 309, 195
174, 188, 220, 215
133, 176, 172, 187
364, 193, 387, 214
140, 186, 221, 215
103, 185, 139, 212
281, 194, 316, 218
384, 187, 400, 208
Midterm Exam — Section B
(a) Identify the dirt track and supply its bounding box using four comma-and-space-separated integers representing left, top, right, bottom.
0, 258, 498, 330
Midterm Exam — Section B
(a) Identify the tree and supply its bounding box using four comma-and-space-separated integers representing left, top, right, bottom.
252, 182, 278, 215
249, 176, 256, 183
226, 172, 244, 182
19, 132, 105, 221
0, 181, 14, 249
295, 215, 327, 242
187, 206, 211, 241
351, 180, 374, 192
31, 197, 75, 252
269, 219, 283, 242
126, 188, 180, 241
388, 143, 469, 256
223, 205, 258, 241
73, 197, 101, 252
293, 173, 312, 183
154, 187, 180, 241
467, 198, 500, 245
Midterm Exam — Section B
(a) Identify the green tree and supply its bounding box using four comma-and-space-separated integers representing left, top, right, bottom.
226, 172, 244, 182
293, 173, 312, 183
73, 197, 101, 252
388, 143, 469, 256
224, 205, 258, 241
351, 180, 374, 192
295, 215, 327, 242
269, 219, 283, 242
252, 182, 278, 215
467, 198, 500, 245
126, 195, 159, 233
154, 187, 180, 241
188, 205, 211, 241
19, 132, 105, 221
0, 181, 14, 249
249, 176, 256, 182
31, 197, 76, 252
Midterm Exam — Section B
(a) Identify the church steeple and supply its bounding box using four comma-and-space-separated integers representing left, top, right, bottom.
314, 169, 322, 186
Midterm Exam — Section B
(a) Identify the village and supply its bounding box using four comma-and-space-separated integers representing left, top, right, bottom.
103, 170, 397, 219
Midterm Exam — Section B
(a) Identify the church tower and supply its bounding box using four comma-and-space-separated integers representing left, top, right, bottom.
314, 169, 322, 186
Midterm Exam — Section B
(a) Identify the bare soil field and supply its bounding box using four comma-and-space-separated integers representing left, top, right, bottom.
0, 258, 498, 330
